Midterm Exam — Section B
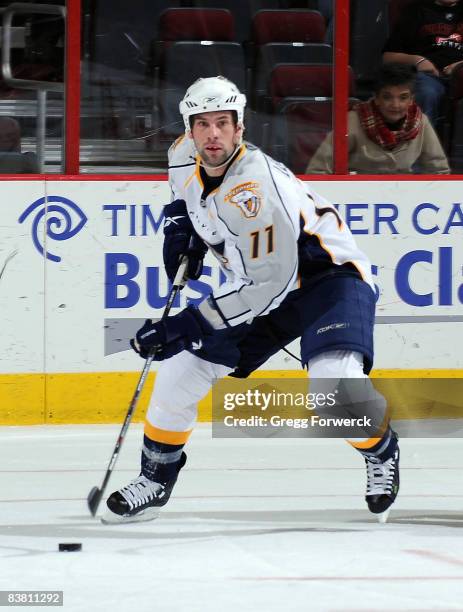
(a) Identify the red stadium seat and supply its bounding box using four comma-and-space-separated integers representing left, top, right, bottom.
269, 63, 355, 108
252, 9, 325, 45
276, 99, 333, 172
184, 0, 251, 42
158, 8, 235, 42
269, 98, 359, 174
253, 42, 332, 107
266, 64, 356, 173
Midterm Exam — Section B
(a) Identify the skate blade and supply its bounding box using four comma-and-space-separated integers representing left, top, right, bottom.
377, 508, 391, 524
101, 506, 160, 525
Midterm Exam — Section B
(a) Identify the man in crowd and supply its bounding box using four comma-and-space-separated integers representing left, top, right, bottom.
383, 0, 463, 126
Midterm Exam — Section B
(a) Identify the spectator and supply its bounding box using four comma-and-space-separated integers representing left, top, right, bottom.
306, 63, 450, 174
383, 0, 463, 126
0, 117, 21, 152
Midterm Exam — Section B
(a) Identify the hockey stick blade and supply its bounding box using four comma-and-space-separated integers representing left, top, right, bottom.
87, 486, 103, 517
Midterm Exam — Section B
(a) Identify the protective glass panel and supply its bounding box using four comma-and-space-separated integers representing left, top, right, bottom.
348, 0, 451, 175
0, 0, 65, 174
80, 0, 334, 175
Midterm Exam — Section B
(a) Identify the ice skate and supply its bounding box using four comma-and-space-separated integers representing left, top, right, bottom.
365, 445, 400, 524
102, 452, 186, 524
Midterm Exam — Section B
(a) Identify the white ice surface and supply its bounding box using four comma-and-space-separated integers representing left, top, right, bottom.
0, 424, 462, 612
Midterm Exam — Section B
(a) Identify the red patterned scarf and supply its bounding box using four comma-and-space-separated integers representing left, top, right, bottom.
355, 99, 422, 150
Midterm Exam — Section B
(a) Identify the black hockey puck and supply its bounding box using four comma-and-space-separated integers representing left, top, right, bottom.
58, 543, 82, 552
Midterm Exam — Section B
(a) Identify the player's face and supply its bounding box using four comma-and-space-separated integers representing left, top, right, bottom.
190, 111, 242, 175
374, 85, 414, 124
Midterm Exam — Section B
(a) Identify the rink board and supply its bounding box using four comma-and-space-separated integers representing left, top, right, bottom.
1, 178, 463, 423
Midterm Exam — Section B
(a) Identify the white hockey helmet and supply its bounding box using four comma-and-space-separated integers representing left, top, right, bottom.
179, 76, 246, 133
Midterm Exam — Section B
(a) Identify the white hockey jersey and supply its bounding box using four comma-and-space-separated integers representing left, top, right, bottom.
168, 136, 374, 329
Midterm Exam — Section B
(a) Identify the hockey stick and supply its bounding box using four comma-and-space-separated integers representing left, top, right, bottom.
87, 257, 189, 517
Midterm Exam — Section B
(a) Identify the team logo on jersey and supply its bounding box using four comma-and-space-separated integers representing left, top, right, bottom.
436, 33, 462, 45
224, 182, 262, 219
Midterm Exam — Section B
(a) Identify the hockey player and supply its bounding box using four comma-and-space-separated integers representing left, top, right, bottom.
104, 76, 400, 524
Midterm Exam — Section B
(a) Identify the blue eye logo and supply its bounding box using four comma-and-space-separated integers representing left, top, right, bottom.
18, 195, 87, 262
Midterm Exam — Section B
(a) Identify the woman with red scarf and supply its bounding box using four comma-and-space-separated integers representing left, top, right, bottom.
306, 63, 450, 174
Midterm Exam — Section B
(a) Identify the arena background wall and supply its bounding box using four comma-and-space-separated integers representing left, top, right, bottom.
1, 179, 462, 424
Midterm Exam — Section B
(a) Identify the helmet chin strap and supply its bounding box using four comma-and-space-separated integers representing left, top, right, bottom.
198, 144, 241, 172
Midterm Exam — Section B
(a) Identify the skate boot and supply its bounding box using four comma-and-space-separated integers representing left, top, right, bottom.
365, 443, 400, 524
102, 452, 186, 524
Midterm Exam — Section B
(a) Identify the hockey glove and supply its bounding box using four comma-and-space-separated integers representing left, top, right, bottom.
163, 199, 208, 282
130, 305, 213, 360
